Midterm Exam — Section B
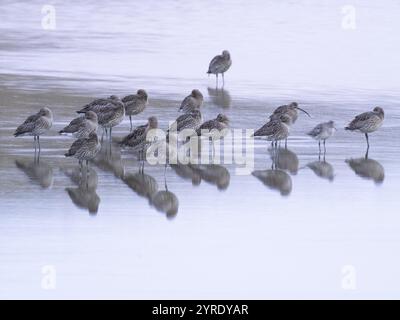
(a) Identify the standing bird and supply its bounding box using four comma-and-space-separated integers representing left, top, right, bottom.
59, 111, 98, 139
120, 116, 159, 163
196, 114, 230, 157
77, 95, 125, 140
168, 110, 202, 136
253, 115, 292, 148
307, 120, 336, 153
270, 102, 311, 124
345, 107, 384, 150
14, 107, 53, 154
179, 89, 203, 113
65, 132, 101, 169
167, 110, 202, 144
122, 89, 148, 131
196, 114, 230, 136
207, 50, 232, 87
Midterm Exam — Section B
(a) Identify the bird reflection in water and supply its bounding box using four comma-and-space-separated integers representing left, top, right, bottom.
252, 147, 293, 196
92, 141, 125, 179
150, 172, 179, 219
189, 164, 230, 190
170, 163, 202, 186
346, 151, 384, 185
15, 156, 53, 189
123, 168, 158, 200
306, 159, 335, 182
268, 147, 299, 175
207, 87, 232, 108
252, 169, 292, 196
63, 167, 100, 215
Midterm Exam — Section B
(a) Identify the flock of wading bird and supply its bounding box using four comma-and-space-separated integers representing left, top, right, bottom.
14, 50, 385, 170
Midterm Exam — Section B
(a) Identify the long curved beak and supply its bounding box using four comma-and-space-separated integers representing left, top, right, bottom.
295, 106, 311, 118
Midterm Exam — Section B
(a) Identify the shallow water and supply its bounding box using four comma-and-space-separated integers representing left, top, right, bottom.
1, 0, 400, 299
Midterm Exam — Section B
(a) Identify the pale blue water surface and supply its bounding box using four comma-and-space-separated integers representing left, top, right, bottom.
0, 0, 400, 299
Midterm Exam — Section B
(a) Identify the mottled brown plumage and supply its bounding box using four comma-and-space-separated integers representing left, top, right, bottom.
59, 111, 98, 139
179, 89, 203, 113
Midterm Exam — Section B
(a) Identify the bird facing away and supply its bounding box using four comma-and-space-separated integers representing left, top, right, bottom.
14, 107, 53, 153
65, 132, 101, 167
253, 114, 292, 147
345, 107, 384, 149
207, 50, 232, 87
307, 120, 336, 153
179, 89, 204, 113
120, 116, 158, 159
77, 95, 125, 139
122, 89, 148, 131
59, 111, 98, 139
270, 102, 311, 124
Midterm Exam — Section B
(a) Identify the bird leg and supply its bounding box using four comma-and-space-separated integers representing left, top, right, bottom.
129, 115, 133, 132
37, 136, 41, 156
216, 74, 219, 88
79, 160, 83, 177
365, 133, 370, 148
34, 136, 37, 155
222, 73, 225, 87
323, 139, 326, 155
318, 140, 321, 154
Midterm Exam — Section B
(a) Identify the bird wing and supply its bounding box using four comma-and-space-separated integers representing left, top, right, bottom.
96, 102, 123, 124
208, 55, 223, 73
15, 112, 41, 135
122, 94, 138, 105
179, 95, 193, 111
348, 111, 373, 129
308, 123, 323, 137
77, 98, 116, 113
177, 116, 197, 131
254, 120, 279, 136
66, 138, 85, 156
61, 116, 85, 133
120, 125, 147, 147
272, 105, 289, 116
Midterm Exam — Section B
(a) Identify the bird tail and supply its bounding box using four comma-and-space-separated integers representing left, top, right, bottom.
59, 130, 65, 134
345, 126, 353, 131
14, 129, 25, 137
65, 152, 72, 157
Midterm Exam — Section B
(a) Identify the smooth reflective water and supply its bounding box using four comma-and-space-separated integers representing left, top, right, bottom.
1, 0, 400, 299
